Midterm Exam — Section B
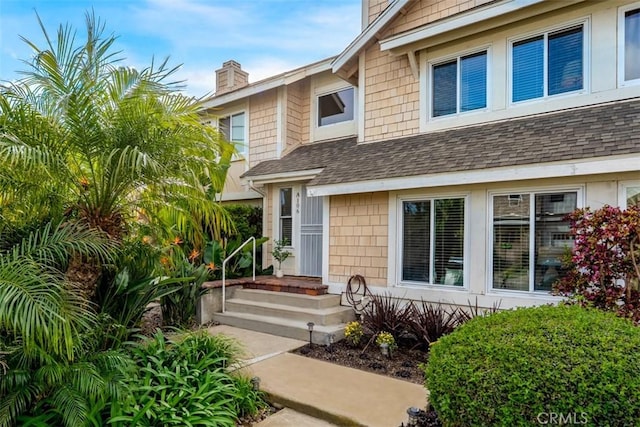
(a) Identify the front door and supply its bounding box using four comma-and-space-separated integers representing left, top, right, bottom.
299, 186, 323, 277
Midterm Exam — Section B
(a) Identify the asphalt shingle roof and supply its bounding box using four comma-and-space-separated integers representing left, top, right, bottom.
242, 98, 640, 187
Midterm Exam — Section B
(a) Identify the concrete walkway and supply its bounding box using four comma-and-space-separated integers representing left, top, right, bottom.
208, 325, 427, 427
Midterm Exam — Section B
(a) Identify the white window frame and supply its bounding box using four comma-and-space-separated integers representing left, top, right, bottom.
316, 86, 355, 128
618, 2, 640, 87
218, 111, 248, 159
396, 194, 469, 289
619, 180, 640, 209
487, 186, 584, 295
428, 47, 491, 120
273, 185, 300, 250
508, 18, 590, 106
310, 78, 357, 143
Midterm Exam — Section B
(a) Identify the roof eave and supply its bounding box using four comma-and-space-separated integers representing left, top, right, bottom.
242, 168, 325, 186
201, 57, 336, 110
379, 0, 584, 54
307, 154, 640, 197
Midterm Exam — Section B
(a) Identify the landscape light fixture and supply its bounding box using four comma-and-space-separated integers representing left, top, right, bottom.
307, 322, 315, 346
406, 407, 421, 426
250, 376, 260, 391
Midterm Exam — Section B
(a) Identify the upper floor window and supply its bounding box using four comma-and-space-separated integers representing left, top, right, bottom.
219, 112, 246, 157
318, 87, 354, 126
432, 51, 487, 117
511, 25, 584, 103
491, 190, 578, 293
621, 5, 640, 84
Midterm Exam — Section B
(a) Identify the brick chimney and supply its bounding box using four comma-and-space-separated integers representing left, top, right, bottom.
215, 60, 249, 95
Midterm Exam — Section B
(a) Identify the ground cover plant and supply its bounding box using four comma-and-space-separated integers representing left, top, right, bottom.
425, 304, 640, 426
108, 331, 266, 426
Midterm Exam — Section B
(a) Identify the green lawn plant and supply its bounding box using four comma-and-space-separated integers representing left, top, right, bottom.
425, 305, 640, 426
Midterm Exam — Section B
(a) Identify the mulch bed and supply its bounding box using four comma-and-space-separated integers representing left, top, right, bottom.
292, 339, 429, 385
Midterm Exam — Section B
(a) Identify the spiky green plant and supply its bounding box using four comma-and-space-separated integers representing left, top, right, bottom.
0, 221, 130, 427
0, 11, 235, 299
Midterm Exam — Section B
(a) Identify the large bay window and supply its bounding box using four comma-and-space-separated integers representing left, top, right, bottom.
511, 24, 584, 102
620, 4, 640, 85
491, 191, 578, 293
219, 112, 246, 157
431, 51, 487, 117
401, 197, 465, 286
279, 187, 293, 243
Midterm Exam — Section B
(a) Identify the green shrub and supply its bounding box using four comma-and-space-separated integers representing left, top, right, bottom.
224, 204, 262, 242
424, 305, 640, 427
109, 330, 265, 426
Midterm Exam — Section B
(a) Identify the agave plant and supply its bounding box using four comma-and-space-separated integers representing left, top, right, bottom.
0, 12, 235, 300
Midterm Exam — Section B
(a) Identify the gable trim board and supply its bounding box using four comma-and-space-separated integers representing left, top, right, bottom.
201, 57, 335, 110
242, 97, 640, 192
332, 0, 413, 76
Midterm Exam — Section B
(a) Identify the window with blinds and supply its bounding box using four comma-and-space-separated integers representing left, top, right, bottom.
624, 7, 640, 82
492, 191, 577, 293
512, 25, 584, 102
279, 188, 292, 244
432, 51, 487, 117
219, 112, 246, 157
401, 197, 465, 286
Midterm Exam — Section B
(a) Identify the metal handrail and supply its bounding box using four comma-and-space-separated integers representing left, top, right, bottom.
222, 236, 256, 313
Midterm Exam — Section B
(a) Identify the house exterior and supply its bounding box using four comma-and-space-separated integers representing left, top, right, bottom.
201, 0, 640, 310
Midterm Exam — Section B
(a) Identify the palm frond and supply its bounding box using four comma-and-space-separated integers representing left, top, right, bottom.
0, 257, 95, 361
6, 221, 115, 268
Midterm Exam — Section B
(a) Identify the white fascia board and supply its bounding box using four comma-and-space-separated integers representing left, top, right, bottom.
332, 0, 412, 73
201, 58, 335, 110
379, 0, 546, 52
306, 155, 640, 197
218, 191, 263, 202
244, 168, 325, 186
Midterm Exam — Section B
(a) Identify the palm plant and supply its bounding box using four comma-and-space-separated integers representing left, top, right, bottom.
0, 221, 130, 427
0, 12, 235, 299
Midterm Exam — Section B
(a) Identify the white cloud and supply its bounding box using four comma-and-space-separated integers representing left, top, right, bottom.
1, 0, 362, 97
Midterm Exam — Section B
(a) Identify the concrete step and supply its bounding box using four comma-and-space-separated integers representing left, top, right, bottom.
225, 299, 355, 326
212, 312, 348, 344
233, 289, 342, 310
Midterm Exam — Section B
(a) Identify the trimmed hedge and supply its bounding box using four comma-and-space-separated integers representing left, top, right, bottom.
424, 305, 640, 427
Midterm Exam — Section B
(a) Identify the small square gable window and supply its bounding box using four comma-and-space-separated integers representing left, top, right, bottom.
318, 87, 354, 126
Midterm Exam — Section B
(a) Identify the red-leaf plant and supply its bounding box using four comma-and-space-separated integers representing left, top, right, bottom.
554, 205, 640, 323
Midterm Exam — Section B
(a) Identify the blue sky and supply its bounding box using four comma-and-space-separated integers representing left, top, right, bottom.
0, 0, 361, 97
